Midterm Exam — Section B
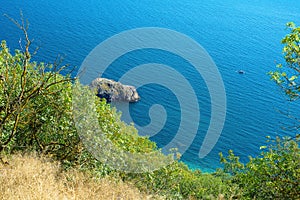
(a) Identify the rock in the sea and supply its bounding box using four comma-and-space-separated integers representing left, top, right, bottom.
89, 78, 140, 102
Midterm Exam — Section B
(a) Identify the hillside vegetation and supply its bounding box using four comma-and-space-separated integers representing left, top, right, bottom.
0, 19, 299, 199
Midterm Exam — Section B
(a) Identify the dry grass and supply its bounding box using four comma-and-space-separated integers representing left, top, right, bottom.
0, 153, 151, 200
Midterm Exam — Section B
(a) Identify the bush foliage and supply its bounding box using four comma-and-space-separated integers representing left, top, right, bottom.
220, 136, 300, 199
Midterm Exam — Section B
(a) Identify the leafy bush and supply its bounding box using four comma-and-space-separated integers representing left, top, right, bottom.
220, 136, 300, 199
269, 22, 300, 100
124, 160, 231, 199
0, 39, 79, 158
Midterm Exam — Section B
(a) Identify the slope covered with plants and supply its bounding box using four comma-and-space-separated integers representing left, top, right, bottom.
0, 19, 299, 199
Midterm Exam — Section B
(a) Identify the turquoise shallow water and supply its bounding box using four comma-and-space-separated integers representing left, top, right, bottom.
1, 0, 300, 172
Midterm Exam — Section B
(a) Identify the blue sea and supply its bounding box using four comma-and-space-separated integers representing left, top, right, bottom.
1, 1, 300, 172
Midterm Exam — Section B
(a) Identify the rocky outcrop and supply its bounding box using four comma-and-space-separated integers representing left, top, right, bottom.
89, 78, 140, 103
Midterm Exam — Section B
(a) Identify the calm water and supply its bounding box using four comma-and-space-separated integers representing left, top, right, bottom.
1, 1, 300, 172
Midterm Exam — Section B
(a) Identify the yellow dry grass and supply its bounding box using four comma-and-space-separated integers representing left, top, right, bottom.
0, 153, 150, 200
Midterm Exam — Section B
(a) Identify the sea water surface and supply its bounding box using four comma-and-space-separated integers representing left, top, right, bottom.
1, 1, 300, 172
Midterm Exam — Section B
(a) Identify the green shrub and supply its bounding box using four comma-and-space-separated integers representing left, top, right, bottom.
0, 40, 78, 158
125, 161, 230, 199
220, 136, 300, 199
269, 22, 300, 100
